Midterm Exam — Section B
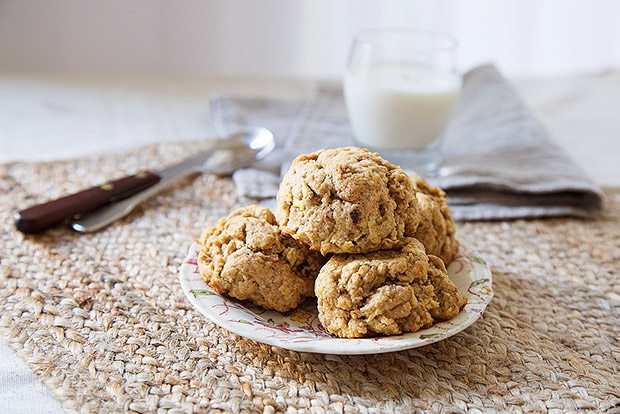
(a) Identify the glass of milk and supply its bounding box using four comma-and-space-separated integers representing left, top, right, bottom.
343, 28, 460, 176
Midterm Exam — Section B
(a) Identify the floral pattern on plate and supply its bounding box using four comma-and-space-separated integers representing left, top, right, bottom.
179, 240, 493, 354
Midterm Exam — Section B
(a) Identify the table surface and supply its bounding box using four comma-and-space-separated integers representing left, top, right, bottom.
1, 70, 619, 413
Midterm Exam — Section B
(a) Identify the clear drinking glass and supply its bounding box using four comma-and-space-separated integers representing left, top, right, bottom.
343, 28, 460, 176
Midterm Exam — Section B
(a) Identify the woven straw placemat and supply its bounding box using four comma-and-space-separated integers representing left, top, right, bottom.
1, 142, 619, 414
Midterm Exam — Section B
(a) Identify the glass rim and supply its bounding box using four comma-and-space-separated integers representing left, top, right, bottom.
352, 27, 458, 53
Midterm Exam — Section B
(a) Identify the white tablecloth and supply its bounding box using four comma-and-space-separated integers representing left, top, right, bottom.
1, 71, 619, 413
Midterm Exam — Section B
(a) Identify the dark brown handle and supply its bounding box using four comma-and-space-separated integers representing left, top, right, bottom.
15, 171, 161, 234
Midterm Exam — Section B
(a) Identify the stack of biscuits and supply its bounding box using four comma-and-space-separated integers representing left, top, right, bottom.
197, 147, 467, 339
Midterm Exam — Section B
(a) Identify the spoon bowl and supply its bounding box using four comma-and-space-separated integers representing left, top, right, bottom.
207, 127, 275, 175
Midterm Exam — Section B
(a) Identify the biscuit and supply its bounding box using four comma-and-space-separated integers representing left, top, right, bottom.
197, 205, 326, 313
426, 255, 468, 321
316, 238, 442, 338
276, 147, 419, 255
410, 176, 458, 264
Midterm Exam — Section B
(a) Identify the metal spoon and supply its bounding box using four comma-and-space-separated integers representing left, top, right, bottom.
69, 127, 275, 233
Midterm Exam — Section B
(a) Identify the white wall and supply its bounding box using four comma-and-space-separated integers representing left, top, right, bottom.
1, 0, 619, 78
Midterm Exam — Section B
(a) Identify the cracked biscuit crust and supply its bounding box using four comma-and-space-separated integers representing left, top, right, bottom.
315, 238, 466, 338
197, 206, 326, 313
410, 176, 459, 264
427, 255, 468, 321
276, 147, 419, 255
315, 238, 433, 338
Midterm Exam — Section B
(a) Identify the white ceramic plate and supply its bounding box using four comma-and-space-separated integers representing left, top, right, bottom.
179, 240, 493, 354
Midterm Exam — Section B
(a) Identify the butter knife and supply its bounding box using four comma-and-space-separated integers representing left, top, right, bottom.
16, 127, 274, 234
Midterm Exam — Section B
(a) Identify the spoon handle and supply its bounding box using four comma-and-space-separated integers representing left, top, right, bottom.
15, 171, 160, 234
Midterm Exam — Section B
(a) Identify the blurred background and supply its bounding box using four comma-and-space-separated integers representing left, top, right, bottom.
1, 0, 619, 185
1, 0, 619, 78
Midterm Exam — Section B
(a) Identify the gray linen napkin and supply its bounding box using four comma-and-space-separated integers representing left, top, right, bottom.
209, 65, 604, 220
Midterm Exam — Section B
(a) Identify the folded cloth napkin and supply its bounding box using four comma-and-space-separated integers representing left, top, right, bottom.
209, 65, 604, 220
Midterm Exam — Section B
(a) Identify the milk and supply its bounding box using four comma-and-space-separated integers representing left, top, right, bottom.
344, 62, 460, 150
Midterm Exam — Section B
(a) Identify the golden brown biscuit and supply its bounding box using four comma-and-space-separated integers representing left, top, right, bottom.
315, 238, 432, 338
410, 176, 458, 264
315, 238, 467, 338
276, 147, 419, 255
197, 205, 326, 313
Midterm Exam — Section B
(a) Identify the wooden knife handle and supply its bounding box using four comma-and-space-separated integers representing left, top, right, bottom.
15, 170, 161, 234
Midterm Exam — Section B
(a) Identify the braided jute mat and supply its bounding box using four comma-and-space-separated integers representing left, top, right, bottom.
1, 142, 619, 414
